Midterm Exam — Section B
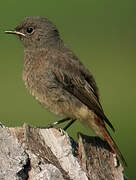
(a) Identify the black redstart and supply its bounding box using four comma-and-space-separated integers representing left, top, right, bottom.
5, 16, 126, 166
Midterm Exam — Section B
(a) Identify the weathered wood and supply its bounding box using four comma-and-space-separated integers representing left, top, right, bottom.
0, 124, 125, 180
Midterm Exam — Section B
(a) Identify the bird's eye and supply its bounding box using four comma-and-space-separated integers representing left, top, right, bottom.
26, 27, 34, 34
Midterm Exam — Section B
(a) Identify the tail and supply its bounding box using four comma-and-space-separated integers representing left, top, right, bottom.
102, 127, 127, 167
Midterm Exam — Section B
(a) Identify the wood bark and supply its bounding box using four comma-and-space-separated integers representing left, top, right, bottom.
0, 124, 125, 180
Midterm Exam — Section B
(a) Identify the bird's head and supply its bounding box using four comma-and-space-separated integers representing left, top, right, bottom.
5, 16, 61, 49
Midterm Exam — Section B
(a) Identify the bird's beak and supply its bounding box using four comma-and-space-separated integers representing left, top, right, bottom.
5, 30, 26, 37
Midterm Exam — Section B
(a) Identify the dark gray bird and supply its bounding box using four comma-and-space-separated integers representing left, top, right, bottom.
5, 16, 126, 166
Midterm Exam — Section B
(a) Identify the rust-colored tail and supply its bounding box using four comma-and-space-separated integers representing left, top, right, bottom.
102, 127, 127, 167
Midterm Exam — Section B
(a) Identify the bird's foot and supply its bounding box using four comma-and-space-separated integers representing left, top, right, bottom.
35, 117, 76, 130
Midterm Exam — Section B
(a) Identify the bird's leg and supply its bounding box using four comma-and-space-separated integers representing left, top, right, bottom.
63, 119, 76, 131
45, 117, 71, 128
37, 117, 76, 130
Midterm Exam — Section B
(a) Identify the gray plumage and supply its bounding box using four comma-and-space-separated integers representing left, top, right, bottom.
5, 16, 127, 166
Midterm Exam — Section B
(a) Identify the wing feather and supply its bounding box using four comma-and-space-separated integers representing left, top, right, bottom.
51, 58, 115, 131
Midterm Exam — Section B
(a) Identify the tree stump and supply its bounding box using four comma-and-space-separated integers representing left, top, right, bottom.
0, 124, 125, 180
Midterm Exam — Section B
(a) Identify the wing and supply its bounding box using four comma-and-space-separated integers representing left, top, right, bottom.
49, 51, 115, 131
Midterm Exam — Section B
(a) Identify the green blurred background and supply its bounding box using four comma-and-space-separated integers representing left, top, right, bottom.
0, 0, 135, 179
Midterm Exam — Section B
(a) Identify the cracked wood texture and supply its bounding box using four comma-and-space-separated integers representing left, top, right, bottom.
0, 124, 125, 180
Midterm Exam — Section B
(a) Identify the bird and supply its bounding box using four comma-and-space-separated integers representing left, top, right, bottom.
5, 16, 127, 166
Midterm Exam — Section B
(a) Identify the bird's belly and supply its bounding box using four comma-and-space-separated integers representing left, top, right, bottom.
24, 76, 104, 138
23, 72, 99, 127
23, 77, 90, 119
